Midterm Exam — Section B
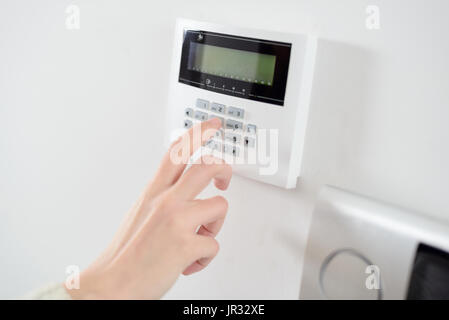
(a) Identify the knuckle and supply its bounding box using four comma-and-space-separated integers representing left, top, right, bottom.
211, 239, 220, 256
196, 238, 219, 258
215, 196, 228, 212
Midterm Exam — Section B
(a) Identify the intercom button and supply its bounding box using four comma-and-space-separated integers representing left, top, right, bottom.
196, 99, 210, 110
185, 108, 194, 118
246, 124, 257, 134
210, 103, 226, 114
208, 114, 224, 126
205, 139, 222, 151
224, 144, 239, 157
194, 110, 208, 121
183, 119, 193, 129
243, 136, 255, 148
225, 132, 241, 144
227, 107, 245, 119
215, 129, 224, 139
225, 119, 243, 131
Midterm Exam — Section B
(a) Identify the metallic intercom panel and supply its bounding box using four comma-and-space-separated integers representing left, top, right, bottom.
301, 186, 449, 299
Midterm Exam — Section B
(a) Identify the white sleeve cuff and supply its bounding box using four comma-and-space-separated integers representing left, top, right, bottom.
23, 283, 72, 300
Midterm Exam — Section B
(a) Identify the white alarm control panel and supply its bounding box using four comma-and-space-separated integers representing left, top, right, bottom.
166, 19, 317, 188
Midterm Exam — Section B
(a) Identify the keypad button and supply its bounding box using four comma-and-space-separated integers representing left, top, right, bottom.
243, 136, 255, 148
185, 108, 194, 118
208, 114, 224, 126
246, 124, 257, 134
194, 110, 208, 121
224, 144, 239, 157
225, 119, 243, 131
227, 106, 245, 119
196, 99, 209, 110
215, 129, 224, 139
183, 119, 193, 129
205, 139, 222, 151
225, 132, 241, 144
210, 103, 226, 114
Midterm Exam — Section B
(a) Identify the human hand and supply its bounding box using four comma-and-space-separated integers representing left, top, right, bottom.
67, 118, 232, 299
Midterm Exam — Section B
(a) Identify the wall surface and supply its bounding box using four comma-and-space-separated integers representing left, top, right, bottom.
1, 0, 449, 299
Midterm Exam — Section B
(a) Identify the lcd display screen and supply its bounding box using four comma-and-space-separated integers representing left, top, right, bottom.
407, 244, 449, 299
187, 42, 276, 86
178, 30, 291, 106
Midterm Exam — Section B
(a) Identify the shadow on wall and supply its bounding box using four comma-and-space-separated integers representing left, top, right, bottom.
299, 38, 380, 195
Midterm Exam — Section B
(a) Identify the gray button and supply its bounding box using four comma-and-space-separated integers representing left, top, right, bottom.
225, 132, 241, 144
196, 99, 209, 110
243, 136, 255, 147
194, 110, 208, 121
185, 108, 194, 118
224, 144, 239, 157
246, 124, 257, 134
227, 106, 245, 119
205, 139, 222, 151
208, 114, 224, 126
215, 129, 224, 139
210, 103, 226, 114
225, 119, 243, 131
183, 119, 193, 129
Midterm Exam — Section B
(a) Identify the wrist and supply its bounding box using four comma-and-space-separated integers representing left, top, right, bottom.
64, 269, 106, 300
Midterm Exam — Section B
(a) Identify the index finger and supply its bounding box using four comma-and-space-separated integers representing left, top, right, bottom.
154, 118, 222, 189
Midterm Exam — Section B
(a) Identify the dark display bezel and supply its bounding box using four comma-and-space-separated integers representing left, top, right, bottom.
178, 30, 291, 106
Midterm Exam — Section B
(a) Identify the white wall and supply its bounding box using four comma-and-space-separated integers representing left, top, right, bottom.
1, 0, 449, 299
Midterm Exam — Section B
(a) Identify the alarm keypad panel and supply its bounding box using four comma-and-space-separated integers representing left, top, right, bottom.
183, 98, 257, 157
167, 19, 317, 188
